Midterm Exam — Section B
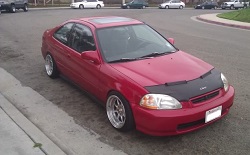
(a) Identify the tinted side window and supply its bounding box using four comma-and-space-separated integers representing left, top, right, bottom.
70, 24, 96, 53
54, 23, 74, 45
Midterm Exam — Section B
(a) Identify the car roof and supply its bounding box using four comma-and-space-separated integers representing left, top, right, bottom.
68, 16, 143, 29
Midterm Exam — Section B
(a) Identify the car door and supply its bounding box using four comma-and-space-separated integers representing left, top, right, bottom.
175, 0, 181, 8
15, 0, 21, 8
168, 1, 173, 8
235, 0, 242, 7
132, 0, 140, 8
170, 1, 176, 8
67, 23, 101, 96
51, 22, 75, 78
88, 0, 97, 8
208, 2, 213, 9
81, 0, 89, 8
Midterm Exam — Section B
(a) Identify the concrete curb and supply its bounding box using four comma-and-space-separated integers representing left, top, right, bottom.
196, 15, 250, 30
0, 67, 127, 155
0, 93, 67, 155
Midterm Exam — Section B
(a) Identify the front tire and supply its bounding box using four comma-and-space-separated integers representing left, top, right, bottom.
127, 5, 130, 9
45, 53, 59, 79
106, 92, 135, 132
10, 4, 16, 13
79, 4, 84, 9
230, 5, 234, 9
202, 6, 205, 9
165, 5, 169, 9
214, 6, 217, 9
96, 4, 101, 9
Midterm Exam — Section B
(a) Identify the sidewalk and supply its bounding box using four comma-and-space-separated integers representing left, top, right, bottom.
196, 13, 250, 30
0, 94, 66, 155
0, 67, 126, 155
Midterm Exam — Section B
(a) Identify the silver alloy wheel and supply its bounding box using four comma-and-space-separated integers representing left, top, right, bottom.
106, 95, 126, 129
96, 4, 101, 9
142, 5, 146, 9
45, 54, 53, 76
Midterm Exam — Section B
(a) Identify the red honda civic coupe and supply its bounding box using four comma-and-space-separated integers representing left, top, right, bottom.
41, 16, 235, 136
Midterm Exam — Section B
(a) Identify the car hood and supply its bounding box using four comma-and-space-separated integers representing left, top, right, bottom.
109, 51, 214, 87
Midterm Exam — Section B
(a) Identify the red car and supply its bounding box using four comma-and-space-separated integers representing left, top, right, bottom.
41, 16, 235, 136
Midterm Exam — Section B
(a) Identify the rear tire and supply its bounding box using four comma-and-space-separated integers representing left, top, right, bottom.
23, 4, 28, 12
214, 6, 217, 9
179, 5, 183, 9
45, 53, 59, 79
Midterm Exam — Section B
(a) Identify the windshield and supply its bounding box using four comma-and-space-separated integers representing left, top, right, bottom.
97, 24, 177, 63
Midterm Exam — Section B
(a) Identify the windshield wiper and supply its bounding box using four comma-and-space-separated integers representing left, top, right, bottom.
139, 52, 172, 58
108, 58, 137, 63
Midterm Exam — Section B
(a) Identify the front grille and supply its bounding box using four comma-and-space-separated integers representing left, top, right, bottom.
177, 119, 205, 130
177, 109, 227, 131
191, 91, 219, 104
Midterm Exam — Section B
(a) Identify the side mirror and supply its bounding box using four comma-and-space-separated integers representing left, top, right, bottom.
168, 38, 175, 45
81, 51, 101, 65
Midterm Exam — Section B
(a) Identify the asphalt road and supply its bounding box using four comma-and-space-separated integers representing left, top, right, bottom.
0, 8, 250, 155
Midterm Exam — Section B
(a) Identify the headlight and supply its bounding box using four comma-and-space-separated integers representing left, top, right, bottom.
140, 94, 182, 110
123, 4, 126, 6
221, 73, 229, 92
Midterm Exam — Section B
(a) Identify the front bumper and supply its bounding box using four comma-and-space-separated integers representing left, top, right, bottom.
194, 5, 202, 9
70, 4, 79, 8
158, 5, 165, 9
121, 4, 127, 9
133, 86, 235, 136
221, 4, 230, 9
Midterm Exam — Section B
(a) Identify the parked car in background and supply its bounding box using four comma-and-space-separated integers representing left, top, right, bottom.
194, 1, 219, 9
221, 0, 249, 9
41, 16, 235, 136
70, 0, 104, 9
0, 0, 28, 13
121, 0, 148, 9
159, 0, 185, 9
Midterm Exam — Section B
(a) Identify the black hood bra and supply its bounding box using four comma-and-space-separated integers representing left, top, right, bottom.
145, 69, 223, 102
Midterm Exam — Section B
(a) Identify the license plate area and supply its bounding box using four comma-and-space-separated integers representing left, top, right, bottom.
205, 106, 222, 123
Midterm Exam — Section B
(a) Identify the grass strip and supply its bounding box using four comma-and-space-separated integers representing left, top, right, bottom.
217, 8, 250, 23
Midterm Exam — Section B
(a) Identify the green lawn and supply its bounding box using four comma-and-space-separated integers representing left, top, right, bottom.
217, 8, 250, 23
